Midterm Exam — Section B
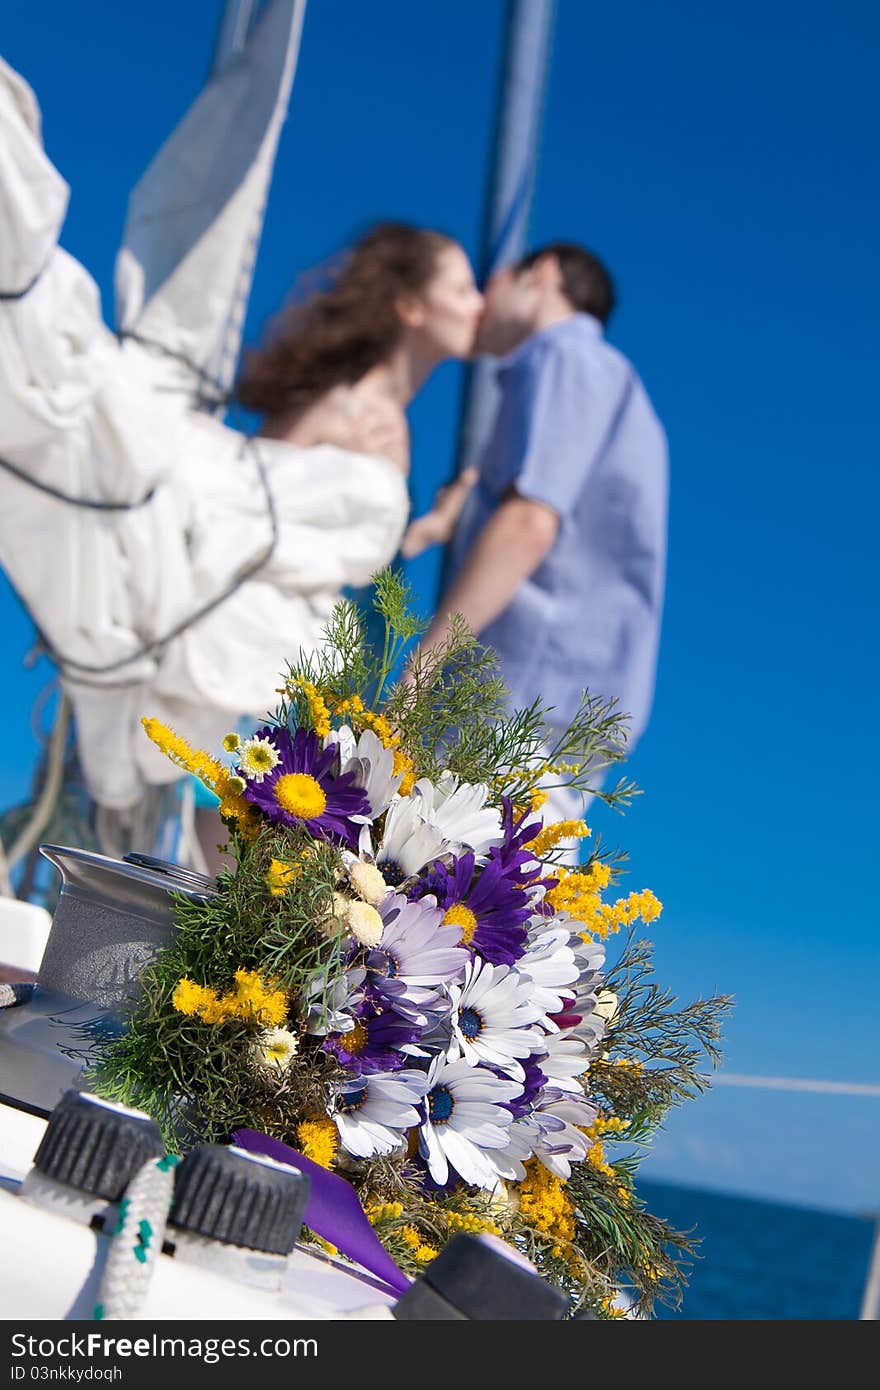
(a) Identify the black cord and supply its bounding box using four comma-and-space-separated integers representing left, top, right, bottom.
116, 329, 230, 411
0, 451, 156, 510
0, 265, 45, 301
1, 264, 273, 680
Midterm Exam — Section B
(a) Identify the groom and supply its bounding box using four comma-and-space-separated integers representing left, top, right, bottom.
403, 243, 669, 837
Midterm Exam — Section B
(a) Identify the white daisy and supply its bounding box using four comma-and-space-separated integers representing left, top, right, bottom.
323, 723, 358, 765
237, 735, 281, 783
333, 1069, 428, 1160
365, 893, 468, 1026
532, 1088, 599, 1179
419, 1054, 522, 1190
537, 1029, 590, 1094
412, 771, 503, 855
573, 933, 607, 995
303, 964, 365, 1036
333, 727, 402, 817
360, 795, 451, 889
489, 1116, 540, 1183
517, 926, 581, 1021
253, 1027, 298, 1073
448, 957, 545, 1081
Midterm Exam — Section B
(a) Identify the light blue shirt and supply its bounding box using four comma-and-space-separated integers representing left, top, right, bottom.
448, 313, 668, 745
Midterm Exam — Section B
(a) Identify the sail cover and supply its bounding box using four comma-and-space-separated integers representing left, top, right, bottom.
116, 0, 308, 407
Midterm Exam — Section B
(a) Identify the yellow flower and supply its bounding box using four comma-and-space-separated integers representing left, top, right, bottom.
231, 969, 288, 1027
392, 749, 416, 796
530, 819, 591, 859
222, 732, 240, 752
517, 1160, 576, 1248
443, 902, 478, 946
445, 1209, 501, 1237
400, 1227, 438, 1264
141, 718, 257, 836
366, 1201, 404, 1224
172, 978, 213, 1017
288, 679, 332, 739
172, 970, 288, 1027
297, 1116, 337, 1170
266, 859, 296, 897
600, 1297, 628, 1320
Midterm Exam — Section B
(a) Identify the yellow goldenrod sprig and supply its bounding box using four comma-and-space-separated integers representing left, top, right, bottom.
141, 717, 257, 835
172, 969, 288, 1027
297, 1116, 338, 1170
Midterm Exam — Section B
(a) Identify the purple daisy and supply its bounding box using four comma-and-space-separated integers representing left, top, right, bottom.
496, 797, 552, 894
242, 725, 370, 845
415, 850, 533, 967
322, 1000, 423, 1074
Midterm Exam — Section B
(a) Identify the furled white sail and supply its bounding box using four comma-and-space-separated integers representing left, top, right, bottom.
0, 37, 408, 815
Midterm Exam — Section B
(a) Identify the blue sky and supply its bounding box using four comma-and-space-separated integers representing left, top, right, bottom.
2, 1, 878, 1213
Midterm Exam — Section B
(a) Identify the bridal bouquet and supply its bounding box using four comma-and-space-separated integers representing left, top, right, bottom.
91, 571, 730, 1318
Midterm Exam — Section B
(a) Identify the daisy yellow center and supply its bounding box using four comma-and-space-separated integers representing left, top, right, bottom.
240, 741, 279, 774
443, 902, 478, 945
274, 772, 327, 820
345, 1021, 367, 1055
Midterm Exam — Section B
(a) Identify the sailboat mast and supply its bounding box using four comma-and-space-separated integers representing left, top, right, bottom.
455, 0, 556, 477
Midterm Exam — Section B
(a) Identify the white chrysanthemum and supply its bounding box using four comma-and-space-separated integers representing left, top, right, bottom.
253, 1027, 298, 1072
412, 771, 503, 855
517, 926, 581, 1021
361, 795, 450, 888
448, 957, 544, 1080
537, 1030, 590, 1094
331, 727, 403, 817
317, 891, 352, 939
303, 964, 365, 1036
594, 989, 619, 1025
344, 856, 390, 906
419, 1055, 522, 1190
344, 899, 384, 947
532, 1088, 598, 1179
237, 735, 281, 783
333, 1069, 428, 1159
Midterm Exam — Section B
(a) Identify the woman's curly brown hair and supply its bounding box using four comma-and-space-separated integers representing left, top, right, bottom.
235, 222, 454, 419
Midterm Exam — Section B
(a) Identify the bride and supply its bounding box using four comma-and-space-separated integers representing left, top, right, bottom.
0, 56, 482, 855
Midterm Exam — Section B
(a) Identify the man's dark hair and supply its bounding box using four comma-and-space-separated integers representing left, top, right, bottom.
516, 242, 615, 324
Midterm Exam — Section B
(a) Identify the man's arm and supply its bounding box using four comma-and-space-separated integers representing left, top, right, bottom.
414, 490, 559, 663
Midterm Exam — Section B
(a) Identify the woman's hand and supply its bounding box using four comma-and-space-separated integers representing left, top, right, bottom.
400, 468, 478, 558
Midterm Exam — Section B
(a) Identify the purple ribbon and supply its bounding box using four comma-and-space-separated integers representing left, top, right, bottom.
233, 1128, 411, 1297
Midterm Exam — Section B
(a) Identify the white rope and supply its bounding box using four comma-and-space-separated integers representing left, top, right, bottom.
4, 693, 70, 875
93, 1154, 179, 1321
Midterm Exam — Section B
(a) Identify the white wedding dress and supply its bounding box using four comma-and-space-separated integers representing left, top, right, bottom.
0, 55, 409, 812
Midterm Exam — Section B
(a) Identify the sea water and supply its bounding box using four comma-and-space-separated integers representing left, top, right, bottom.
638, 1181, 876, 1320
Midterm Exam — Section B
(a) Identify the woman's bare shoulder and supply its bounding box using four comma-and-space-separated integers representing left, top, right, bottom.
265, 387, 410, 474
